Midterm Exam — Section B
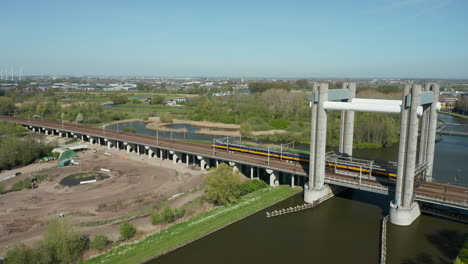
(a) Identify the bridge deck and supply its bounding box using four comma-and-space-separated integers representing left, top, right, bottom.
1, 115, 467, 210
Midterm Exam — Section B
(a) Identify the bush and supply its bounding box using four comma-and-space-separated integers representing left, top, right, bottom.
239, 179, 269, 196
161, 207, 175, 223
131, 98, 141, 104
4, 244, 34, 264
151, 95, 165, 105
174, 208, 185, 220
120, 223, 136, 240
42, 219, 89, 263
151, 213, 162, 225
0, 182, 5, 194
111, 95, 128, 105
269, 118, 291, 129
160, 113, 173, 123
204, 163, 241, 205
91, 235, 110, 251
239, 122, 252, 137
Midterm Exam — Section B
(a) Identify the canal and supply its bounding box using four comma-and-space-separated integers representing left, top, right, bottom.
109, 114, 468, 264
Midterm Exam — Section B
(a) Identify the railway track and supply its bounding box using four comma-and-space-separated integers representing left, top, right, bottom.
1, 115, 467, 208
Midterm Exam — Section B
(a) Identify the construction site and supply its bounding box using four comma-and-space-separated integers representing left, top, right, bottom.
0, 135, 207, 254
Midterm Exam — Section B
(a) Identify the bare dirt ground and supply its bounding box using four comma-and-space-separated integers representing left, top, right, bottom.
0, 141, 207, 254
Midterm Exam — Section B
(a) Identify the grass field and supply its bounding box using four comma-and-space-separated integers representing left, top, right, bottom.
81, 186, 300, 264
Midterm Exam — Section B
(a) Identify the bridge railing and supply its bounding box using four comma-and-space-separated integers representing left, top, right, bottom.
325, 175, 389, 193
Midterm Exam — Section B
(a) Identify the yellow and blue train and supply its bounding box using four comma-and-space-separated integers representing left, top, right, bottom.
213, 142, 397, 178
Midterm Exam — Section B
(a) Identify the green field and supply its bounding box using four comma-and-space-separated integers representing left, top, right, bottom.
81, 186, 300, 264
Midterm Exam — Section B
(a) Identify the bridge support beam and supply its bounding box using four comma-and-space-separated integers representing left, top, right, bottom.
424, 83, 439, 182
170, 151, 180, 164
148, 148, 153, 159
305, 83, 331, 203
341, 82, 356, 156
198, 156, 208, 171
266, 169, 279, 187
390, 84, 421, 226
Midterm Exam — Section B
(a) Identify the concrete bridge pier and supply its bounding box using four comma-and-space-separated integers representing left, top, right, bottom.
291, 175, 295, 188
229, 161, 239, 173
146, 146, 153, 159
198, 156, 208, 171
170, 151, 180, 164
266, 169, 279, 187
390, 84, 422, 226
250, 167, 254, 179
124, 142, 131, 153
305, 83, 332, 203
339, 82, 356, 156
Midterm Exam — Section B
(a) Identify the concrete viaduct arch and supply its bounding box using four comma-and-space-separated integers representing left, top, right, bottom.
305, 82, 440, 226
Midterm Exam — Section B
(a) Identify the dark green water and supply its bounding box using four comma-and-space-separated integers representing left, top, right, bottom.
111, 114, 467, 264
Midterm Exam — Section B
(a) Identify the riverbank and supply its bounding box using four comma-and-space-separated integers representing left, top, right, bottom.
438, 111, 468, 119
81, 186, 301, 264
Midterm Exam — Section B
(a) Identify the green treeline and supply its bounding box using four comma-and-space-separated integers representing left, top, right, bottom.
0, 122, 55, 171
248, 82, 293, 93
190, 89, 400, 147
16, 100, 129, 125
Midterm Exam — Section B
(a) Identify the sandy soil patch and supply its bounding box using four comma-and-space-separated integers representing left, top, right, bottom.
251, 129, 286, 136
0, 143, 206, 254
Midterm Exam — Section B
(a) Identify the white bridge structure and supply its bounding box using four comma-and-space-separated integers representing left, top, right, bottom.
305, 82, 440, 226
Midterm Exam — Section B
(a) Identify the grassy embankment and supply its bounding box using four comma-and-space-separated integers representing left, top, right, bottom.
82, 185, 300, 264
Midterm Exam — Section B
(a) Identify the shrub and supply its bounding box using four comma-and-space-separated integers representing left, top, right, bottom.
204, 163, 241, 205
4, 244, 34, 264
151, 95, 165, 104
42, 218, 89, 263
119, 223, 136, 240
239, 179, 269, 196
174, 208, 185, 220
239, 122, 252, 137
269, 118, 291, 129
160, 113, 173, 123
111, 95, 128, 105
0, 182, 5, 194
91, 235, 110, 251
161, 207, 175, 223
151, 213, 162, 225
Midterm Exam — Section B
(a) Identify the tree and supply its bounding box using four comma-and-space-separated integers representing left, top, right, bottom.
91, 235, 110, 251
160, 113, 173, 123
0, 97, 15, 115
239, 122, 252, 137
41, 219, 89, 263
161, 207, 175, 223
295, 79, 310, 89
111, 94, 128, 105
120, 222, 136, 240
151, 95, 165, 105
75, 113, 84, 124
151, 213, 162, 225
204, 163, 242, 205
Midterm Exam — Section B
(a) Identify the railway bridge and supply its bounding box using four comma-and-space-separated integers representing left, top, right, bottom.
0, 82, 467, 226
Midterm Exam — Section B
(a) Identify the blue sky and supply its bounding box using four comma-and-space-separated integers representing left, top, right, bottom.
1, 0, 467, 78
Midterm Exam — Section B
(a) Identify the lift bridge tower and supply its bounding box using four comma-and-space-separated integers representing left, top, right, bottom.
305, 82, 439, 226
